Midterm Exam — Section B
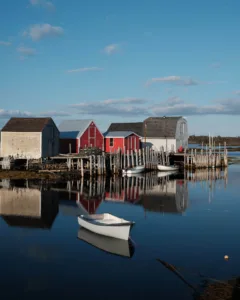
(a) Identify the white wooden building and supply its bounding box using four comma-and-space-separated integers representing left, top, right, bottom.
0, 117, 59, 159
107, 116, 188, 152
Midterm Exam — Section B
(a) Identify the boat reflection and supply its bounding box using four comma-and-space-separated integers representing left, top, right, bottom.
77, 227, 135, 258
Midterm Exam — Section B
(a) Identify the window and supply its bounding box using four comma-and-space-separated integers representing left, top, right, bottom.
110, 138, 114, 146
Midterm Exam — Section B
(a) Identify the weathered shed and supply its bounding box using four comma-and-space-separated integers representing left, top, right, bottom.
143, 116, 188, 151
58, 119, 104, 154
0, 117, 59, 159
104, 131, 141, 153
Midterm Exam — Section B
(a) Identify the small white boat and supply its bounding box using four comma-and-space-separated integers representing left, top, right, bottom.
78, 227, 135, 258
78, 213, 135, 240
122, 165, 145, 175
157, 164, 179, 171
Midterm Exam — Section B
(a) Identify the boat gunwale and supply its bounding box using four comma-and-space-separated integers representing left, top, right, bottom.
78, 215, 135, 227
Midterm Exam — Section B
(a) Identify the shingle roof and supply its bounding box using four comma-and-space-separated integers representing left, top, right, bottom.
144, 116, 182, 138
1, 117, 52, 132
58, 119, 93, 138
104, 131, 140, 138
107, 122, 144, 137
107, 117, 183, 138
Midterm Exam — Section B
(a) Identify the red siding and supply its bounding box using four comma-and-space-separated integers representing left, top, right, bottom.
79, 121, 104, 151
105, 137, 124, 153
59, 139, 76, 154
105, 133, 140, 153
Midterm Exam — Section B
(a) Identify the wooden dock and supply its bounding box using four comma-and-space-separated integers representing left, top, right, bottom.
0, 141, 229, 176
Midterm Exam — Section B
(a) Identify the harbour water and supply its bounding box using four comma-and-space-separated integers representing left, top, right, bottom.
0, 165, 240, 299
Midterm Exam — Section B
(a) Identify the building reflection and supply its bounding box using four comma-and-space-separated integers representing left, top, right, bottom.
0, 180, 59, 229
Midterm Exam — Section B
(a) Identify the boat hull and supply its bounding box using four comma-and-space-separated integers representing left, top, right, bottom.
78, 216, 133, 240
157, 165, 179, 171
122, 165, 145, 175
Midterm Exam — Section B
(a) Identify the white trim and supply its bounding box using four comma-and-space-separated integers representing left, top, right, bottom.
77, 120, 104, 139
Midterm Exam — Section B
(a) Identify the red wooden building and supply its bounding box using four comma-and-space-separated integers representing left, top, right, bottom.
59, 119, 104, 154
104, 131, 141, 153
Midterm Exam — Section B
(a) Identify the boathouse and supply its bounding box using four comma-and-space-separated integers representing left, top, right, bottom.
0, 117, 59, 159
107, 116, 188, 152
58, 119, 104, 154
104, 131, 141, 153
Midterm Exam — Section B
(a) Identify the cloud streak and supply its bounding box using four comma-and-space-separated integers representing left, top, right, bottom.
0, 41, 11, 46
103, 43, 119, 55
0, 109, 33, 119
146, 76, 199, 87
23, 24, 64, 41
67, 67, 103, 73
17, 46, 36, 57
70, 98, 149, 117
29, 0, 55, 10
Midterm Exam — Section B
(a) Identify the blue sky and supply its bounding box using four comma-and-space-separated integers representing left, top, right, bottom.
0, 0, 240, 135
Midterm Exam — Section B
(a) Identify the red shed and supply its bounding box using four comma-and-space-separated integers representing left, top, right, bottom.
58, 119, 104, 154
104, 131, 141, 153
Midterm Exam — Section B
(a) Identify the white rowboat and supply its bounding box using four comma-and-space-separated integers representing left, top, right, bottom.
122, 165, 145, 175
78, 213, 135, 240
78, 227, 135, 258
157, 164, 179, 171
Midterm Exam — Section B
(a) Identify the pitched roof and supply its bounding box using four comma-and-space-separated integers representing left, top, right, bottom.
144, 116, 182, 138
1, 117, 52, 132
58, 119, 93, 138
104, 131, 140, 138
107, 122, 143, 136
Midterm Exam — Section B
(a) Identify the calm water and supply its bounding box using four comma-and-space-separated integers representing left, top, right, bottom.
0, 165, 240, 299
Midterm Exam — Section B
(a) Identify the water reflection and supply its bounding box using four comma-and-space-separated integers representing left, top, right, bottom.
78, 227, 135, 258
0, 168, 229, 230
0, 181, 59, 229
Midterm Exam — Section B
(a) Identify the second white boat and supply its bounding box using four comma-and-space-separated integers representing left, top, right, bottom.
157, 164, 179, 171
78, 213, 135, 240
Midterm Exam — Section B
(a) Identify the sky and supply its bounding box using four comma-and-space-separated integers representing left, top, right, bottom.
0, 0, 240, 136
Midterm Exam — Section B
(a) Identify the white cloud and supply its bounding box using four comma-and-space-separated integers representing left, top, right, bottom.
151, 97, 240, 116
102, 98, 147, 105
29, 0, 55, 10
146, 76, 199, 87
0, 109, 33, 119
103, 43, 119, 55
0, 41, 11, 46
17, 46, 36, 56
23, 24, 64, 41
233, 90, 240, 95
38, 111, 72, 117
67, 67, 103, 73
210, 62, 221, 69
70, 98, 149, 117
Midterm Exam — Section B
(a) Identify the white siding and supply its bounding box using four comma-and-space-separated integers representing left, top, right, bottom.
142, 137, 176, 152
0, 132, 41, 159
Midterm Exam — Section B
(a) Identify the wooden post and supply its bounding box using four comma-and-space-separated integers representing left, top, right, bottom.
131, 150, 135, 167
89, 155, 92, 176
127, 150, 130, 168
81, 159, 84, 177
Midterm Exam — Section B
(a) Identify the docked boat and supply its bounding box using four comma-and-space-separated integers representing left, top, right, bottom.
157, 164, 179, 172
122, 165, 145, 175
78, 213, 135, 240
78, 227, 135, 258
